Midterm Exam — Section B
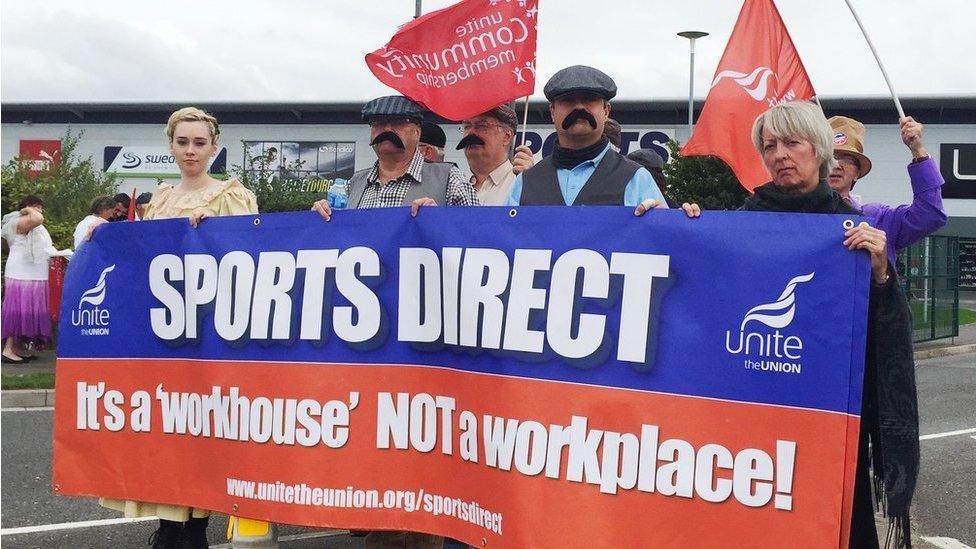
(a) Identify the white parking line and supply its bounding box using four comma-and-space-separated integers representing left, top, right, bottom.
919, 427, 976, 441
0, 516, 156, 535
210, 530, 348, 548
920, 536, 975, 549
1, 406, 54, 412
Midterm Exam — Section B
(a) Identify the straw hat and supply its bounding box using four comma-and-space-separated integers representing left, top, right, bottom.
828, 116, 872, 178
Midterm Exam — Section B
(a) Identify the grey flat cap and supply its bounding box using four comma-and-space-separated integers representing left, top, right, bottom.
361, 95, 424, 122
544, 65, 617, 101
627, 149, 665, 170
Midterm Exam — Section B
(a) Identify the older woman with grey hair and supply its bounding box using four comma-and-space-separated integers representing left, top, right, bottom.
744, 101, 918, 549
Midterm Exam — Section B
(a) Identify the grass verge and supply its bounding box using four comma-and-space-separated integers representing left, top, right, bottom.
1, 372, 55, 390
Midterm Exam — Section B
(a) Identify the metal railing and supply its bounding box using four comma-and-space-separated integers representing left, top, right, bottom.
897, 235, 960, 343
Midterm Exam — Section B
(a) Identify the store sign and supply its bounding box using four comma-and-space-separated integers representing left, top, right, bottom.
515, 128, 674, 162
244, 141, 356, 193
103, 146, 227, 178
19, 139, 61, 177
941, 143, 976, 199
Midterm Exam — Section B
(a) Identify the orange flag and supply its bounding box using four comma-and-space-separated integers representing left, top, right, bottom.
682, 0, 816, 192
127, 188, 136, 221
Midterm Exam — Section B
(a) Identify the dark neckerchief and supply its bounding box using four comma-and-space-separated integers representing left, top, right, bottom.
551, 137, 610, 170
741, 180, 858, 214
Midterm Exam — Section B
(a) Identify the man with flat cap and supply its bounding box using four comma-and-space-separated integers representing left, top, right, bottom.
419, 121, 447, 163
455, 104, 535, 205
506, 65, 666, 211
314, 95, 477, 221
312, 98, 474, 549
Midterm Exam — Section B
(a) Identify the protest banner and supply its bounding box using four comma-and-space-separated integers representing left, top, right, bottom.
365, 0, 538, 121
54, 207, 868, 547
682, 0, 816, 191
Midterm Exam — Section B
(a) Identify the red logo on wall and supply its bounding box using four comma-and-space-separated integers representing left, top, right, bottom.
19, 140, 61, 177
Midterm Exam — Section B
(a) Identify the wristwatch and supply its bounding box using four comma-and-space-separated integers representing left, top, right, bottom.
910, 154, 930, 164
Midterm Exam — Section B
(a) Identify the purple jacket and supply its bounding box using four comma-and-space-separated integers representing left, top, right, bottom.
850, 158, 947, 265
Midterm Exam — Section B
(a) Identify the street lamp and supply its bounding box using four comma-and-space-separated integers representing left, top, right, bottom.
677, 30, 708, 141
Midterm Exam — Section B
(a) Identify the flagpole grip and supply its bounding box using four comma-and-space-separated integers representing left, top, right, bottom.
520, 95, 531, 147
844, 0, 905, 119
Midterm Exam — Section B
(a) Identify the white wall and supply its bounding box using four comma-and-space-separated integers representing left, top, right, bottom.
3, 121, 974, 220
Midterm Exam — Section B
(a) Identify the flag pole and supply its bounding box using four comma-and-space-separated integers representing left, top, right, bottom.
843, 0, 905, 119
520, 95, 530, 147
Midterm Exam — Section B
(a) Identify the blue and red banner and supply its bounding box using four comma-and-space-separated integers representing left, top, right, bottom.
54, 207, 869, 547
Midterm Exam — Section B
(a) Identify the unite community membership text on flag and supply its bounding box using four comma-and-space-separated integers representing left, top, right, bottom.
365, 0, 538, 121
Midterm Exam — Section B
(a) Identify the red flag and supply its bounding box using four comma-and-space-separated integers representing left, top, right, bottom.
682, 0, 816, 192
365, 0, 538, 121
127, 188, 136, 221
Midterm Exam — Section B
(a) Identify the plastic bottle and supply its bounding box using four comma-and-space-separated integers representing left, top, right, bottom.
328, 179, 348, 209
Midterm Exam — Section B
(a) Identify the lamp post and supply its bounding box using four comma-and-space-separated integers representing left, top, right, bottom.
677, 30, 708, 141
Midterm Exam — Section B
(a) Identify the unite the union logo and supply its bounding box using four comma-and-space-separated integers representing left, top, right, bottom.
710, 66, 798, 107
724, 272, 814, 375
72, 264, 115, 336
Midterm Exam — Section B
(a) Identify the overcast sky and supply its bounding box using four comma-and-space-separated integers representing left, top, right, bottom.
2, 0, 973, 105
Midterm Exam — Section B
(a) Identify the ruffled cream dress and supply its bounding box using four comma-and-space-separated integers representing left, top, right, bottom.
100, 177, 257, 521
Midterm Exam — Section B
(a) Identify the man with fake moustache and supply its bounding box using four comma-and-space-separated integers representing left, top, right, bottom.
314, 95, 477, 220
455, 104, 535, 205
506, 65, 666, 212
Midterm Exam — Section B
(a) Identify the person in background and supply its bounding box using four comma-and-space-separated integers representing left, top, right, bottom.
1, 196, 71, 363
626, 149, 671, 206
135, 192, 153, 220
456, 104, 534, 205
110, 192, 131, 221
827, 115, 946, 265
94, 107, 262, 549
603, 117, 622, 151
73, 196, 116, 251
419, 121, 447, 163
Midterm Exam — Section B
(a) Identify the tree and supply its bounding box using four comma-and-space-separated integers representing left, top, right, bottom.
1, 130, 118, 249
662, 140, 749, 210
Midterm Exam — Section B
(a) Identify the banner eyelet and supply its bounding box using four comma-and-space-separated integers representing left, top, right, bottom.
842, 219, 855, 230
508, 208, 517, 218
253, 218, 261, 226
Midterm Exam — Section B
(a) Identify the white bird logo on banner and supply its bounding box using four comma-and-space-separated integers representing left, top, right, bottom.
78, 265, 116, 307
739, 272, 815, 331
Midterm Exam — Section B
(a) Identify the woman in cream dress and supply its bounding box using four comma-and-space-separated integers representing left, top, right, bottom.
97, 107, 257, 549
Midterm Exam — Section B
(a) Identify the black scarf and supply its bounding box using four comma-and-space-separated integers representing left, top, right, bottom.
551, 136, 610, 170
740, 179, 858, 214
743, 178, 919, 548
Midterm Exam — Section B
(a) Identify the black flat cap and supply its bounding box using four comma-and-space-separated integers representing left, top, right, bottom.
136, 192, 153, 205
420, 122, 446, 148
361, 95, 424, 123
544, 65, 617, 101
